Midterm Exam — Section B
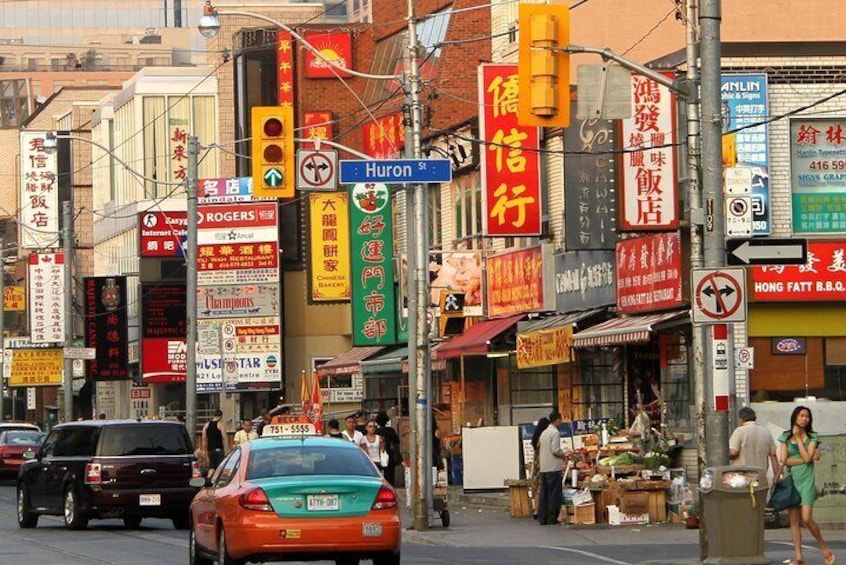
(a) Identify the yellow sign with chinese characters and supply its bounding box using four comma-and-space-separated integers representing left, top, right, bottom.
3, 286, 25, 311
516, 325, 572, 369
309, 192, 351, 301
10, 348, 63, 387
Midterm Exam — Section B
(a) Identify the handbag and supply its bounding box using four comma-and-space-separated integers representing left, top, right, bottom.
379, 449, 390, 467
770, 471, 801, 511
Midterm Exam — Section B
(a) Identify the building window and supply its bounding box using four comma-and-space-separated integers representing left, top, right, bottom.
453, 172, 482, 246
429, 184, 442, 249
572, 351, 623, 422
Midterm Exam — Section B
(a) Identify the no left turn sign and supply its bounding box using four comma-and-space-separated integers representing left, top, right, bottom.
692, 268, 747, 323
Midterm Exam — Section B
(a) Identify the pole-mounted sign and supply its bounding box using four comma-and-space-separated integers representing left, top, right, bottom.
726, 238, 807, 266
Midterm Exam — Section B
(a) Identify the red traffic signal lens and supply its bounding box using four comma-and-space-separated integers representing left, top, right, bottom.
263, 144, 284, 163
263, 117, 283, 137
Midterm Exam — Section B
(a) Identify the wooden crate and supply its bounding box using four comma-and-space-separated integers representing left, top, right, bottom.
504, 480, 532, 518
646, 489, 667, 523
571, 503, 596, 525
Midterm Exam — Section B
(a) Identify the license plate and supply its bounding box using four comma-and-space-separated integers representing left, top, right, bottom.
306, 494, 339, 511
139, 494, 161, 506
362, 522, 383, 537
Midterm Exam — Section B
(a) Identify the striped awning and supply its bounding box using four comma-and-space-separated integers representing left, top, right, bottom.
317, 346, 385, 376
516, 308, 605, 334
360, 346, 408, 375
572, 310, 689, 348
432, 314, 523, 359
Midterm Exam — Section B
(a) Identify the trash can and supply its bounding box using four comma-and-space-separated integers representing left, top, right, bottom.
699, 465, 769, 565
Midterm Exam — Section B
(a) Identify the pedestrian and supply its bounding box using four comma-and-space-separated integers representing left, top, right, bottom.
255, 408, 271, 437
233, 418, 258, 446
325, 418, 344, 439
537, 411, 565, 525
777, 405, 835, 565
728, 406, 779, 484
341, 414, 363, 445
361, 419, 387, 475
201, 409, 229, 470
530, 417, 551, 519
432, 415, 444, 471
354, 411, 368, 434
375, 411, 401, 486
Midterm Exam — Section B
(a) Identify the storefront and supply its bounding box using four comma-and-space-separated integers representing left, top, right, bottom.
316, 345, 384, 420
359, 346, 408, 416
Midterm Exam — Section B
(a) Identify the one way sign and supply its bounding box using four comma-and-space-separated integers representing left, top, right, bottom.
692, 268, 747, 324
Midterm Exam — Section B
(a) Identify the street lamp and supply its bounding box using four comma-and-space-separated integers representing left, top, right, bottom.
199, 1, 435, 529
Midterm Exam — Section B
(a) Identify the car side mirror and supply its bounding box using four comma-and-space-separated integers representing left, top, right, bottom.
22, 448, 36, 460
189, 476, 210, 488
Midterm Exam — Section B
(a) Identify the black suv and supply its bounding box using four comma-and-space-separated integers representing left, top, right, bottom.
16, 419, 200, 530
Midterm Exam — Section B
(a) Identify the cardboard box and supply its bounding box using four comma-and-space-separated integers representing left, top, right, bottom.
620, 492, 649, 515
607, 505, 650, 526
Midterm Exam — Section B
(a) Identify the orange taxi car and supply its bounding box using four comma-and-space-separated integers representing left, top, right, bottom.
188, 424, 401, 565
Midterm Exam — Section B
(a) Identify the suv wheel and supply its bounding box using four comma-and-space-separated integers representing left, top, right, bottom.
218, 528, 245, 565
189, 528, 212, 565
123, 516, 142, 529
63, 487, 88, 530
16, 485, 38, 528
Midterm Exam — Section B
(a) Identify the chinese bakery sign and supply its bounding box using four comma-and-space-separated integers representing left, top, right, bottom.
479, 63, 542, 236
751, 240, 846, 301
20, 132, 59, 249
309, 192, 351, 301
349, 183, 397, 346
620, 74, 679, 230
616, 231, 683, 314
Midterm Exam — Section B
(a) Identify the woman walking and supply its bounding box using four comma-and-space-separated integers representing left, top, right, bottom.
530, 417, 550, 520
777, 405, 835, 565
361, 419, 387, 476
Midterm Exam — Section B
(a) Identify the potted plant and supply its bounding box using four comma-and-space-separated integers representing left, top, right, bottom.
683, 502, 700, 529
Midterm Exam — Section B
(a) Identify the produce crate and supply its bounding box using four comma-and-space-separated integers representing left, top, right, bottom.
570, 503, 596, 525
597, 464, 645, 476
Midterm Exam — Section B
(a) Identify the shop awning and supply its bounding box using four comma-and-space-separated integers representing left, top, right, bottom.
360, 346, 408, 375
517, 308, 605, 334
432, 314, 524, 359
317, 346, 385, 376
572, 310, 689, 348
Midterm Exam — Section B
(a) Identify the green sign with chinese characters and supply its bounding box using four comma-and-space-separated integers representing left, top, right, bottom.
349, 182, 397, 346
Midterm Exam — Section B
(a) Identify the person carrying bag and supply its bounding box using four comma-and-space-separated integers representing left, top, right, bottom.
769, 465, 800, 512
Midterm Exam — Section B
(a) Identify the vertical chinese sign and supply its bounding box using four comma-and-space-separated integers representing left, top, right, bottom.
20, 132, 59, 249
28, 253, 64, 344
309, 192, 351, 301
478, 64, 542, 236
349, 183, 397, 346
84, 276, 129, 380
170, 126, 188, 182
277, 30, 295, 109
620, 74, 679, 231
363, 114, 406, 159
790, 118, 846, 233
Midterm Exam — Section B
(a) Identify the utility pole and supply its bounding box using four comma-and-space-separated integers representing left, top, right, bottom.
185, 136, 199, 443
699, 0, 729, 467
63, 200, 74, 421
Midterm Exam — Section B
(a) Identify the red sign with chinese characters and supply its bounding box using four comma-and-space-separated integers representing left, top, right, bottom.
751, 240, 846, 301
197, 242, 279, 272
486, 245, 553, 317
303, 31, 352, 79
620, 74, 679, 230
479, 64, 542, 236
616, 231, 683, 314
363, 113, 406, 159
277, 29, 295, 108
303, 111, 334, 141
171, 126, 188, 182
84, 276, 130, 381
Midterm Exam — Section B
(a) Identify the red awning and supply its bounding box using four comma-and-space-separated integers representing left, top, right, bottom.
572, 311, 689, 348
432, 314, 523, 359
317, 346, 385, 376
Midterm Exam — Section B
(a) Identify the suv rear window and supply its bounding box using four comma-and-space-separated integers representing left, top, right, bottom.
99, 425, 192, 456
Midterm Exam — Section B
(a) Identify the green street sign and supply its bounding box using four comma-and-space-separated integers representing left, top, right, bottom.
263, 168, 283, 187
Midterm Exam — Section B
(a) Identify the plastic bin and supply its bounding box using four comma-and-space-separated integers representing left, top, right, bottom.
699, 465, 769, 565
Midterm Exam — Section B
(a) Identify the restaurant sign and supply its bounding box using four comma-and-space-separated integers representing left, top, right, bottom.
616, 231, 683, 314
486, 244, 555, 318
751, 240, 846, 301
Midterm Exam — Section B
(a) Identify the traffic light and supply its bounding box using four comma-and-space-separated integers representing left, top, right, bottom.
251, 106, 295, 199
518, 3, 570, 128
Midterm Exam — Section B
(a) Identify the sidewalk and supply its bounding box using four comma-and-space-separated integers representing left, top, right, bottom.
399, 487, 846, 564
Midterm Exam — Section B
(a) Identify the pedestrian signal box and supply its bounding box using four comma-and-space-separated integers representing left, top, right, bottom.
252, 106, 295, 199
518, 3, 570, 128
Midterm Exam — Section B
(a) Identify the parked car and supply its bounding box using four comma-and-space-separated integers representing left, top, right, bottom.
16, 419, 201, 530
0, 422, 40, 433
188, 425, 401, 565
0, 430, 45, 477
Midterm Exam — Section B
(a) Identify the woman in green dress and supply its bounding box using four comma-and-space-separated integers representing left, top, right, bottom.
777, 405, 835, 565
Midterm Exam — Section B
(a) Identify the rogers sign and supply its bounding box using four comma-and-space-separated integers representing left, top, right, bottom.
198, 202, 277, 229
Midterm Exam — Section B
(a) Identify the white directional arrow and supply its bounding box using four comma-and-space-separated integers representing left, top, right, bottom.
730, 240, 805, 264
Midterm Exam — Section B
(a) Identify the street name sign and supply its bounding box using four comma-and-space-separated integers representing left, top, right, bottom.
339, 159, 452, 184
726, 238, 807, 266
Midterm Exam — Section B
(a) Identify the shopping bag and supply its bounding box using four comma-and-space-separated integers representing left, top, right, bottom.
380, 450, 390, 468
769, 473, 801, 511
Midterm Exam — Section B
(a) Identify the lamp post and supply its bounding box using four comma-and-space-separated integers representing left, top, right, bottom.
199, 1, 433, 529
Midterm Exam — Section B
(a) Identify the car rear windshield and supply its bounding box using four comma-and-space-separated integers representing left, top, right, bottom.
4, 431, 45, 445
99, 425, 192, 456
246, 445, 380, 480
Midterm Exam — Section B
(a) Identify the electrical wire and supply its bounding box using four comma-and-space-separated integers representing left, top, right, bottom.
621, 6, 678, 57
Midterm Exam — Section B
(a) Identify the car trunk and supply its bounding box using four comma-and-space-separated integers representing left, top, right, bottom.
255, 476, 384, 518
98, 455, 194, 489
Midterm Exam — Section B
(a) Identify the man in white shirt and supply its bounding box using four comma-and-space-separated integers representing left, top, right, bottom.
233, 418, 259, 446
341, 414, 364, 445
729, 406, 778, 485
537, 411, 565, 525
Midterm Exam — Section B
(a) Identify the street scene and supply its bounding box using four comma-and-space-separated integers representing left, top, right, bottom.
2, 0, 846, 563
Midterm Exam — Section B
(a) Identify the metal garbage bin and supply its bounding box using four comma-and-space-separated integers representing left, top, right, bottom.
699, 465, 769, 565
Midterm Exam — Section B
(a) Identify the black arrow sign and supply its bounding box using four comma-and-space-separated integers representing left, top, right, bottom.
702, 284, 735, 312
726, 238, 807, 266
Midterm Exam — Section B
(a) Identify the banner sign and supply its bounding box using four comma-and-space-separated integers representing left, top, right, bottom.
141, 284, 186, 383
84, 276, 129, 380
198, 176, 253, 204
721, 74, 771, 235
616, 231, 683, 314
790, 117, 846, 233
198, 284, 280, 318
554, 250, 616, 312
20, 132, 59, 249
309, 192, 351, 301
139, 211, 187, 257
277, 29, 295, 108
564, 99, 617, 249
363, 113, 406, 159
28, 253, 64, 344
620, 74, 679, 230
479, 63, 542, 236
486, 244, 555, 318
9, 348, 62, 387
3, 286, 25, 311
751, 240, 846, 301
349, 182, 397, 346
517, 325, 572, 369
303, 111, 334, 141
304, 31, 352, 78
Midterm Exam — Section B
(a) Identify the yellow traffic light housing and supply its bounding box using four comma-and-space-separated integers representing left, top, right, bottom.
518, 3, 570, 128
251, 106, 295, 199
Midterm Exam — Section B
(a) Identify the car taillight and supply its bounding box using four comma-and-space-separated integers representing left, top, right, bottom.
372, 487, 397, 510
239, 487, 273, 512
85, 462, 101, 485
191, 460, 202, 479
